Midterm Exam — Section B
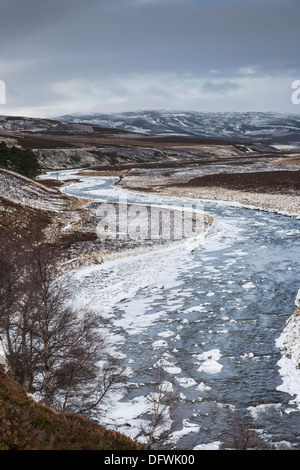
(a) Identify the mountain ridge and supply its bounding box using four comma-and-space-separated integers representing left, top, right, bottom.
56, 110, 300, 145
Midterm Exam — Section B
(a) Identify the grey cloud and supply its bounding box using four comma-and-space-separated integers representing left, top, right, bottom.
3, 0, 300, 74
202, 80, 241, 94
1, 0, 299, 115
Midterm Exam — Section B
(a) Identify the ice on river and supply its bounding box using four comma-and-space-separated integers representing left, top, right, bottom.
49, 170, 300, 449
195, 349, 223, 375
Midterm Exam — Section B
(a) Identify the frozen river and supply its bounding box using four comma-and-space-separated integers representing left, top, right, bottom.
46, 171, 300, 449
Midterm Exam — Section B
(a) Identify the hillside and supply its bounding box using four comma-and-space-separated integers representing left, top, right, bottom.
58, 110, 300, 145
0, 367, 144, 450
0, 167, 70, 239
0, 168, 68, 211
2, 113, 297, 172
0, 168, 108, 271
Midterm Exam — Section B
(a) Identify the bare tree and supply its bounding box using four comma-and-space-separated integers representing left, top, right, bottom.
73, 356, 129, 417
0, 233, 38, 390
26, 240, 80, 406
223, 409, 269, 450
139, 364, 180, 449
0, 232, 128, 414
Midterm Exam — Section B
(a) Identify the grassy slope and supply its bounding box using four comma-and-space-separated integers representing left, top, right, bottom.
0, 368, 144, 450
0, 168, 65, 238
0, 195, 52, 238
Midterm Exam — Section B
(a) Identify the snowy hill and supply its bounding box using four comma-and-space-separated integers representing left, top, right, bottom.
57, 110, 300, 145
0, 168, 68, 212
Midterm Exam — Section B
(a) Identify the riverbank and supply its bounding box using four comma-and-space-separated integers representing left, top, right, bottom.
39, 171, 213, 273
156, 185, 300, 220
111, 165, 300, 220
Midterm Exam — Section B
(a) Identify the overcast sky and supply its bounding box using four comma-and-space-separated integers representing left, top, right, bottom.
0, 0, 300, 117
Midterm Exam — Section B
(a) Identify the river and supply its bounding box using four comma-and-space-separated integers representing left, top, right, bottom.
44, 171, 300, 450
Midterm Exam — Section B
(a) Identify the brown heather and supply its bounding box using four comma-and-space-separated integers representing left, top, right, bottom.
0, 367, 145, 451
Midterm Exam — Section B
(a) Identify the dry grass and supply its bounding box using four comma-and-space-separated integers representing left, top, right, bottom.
0, 196, 52, 239
272, 155, 300, 166
0, 368, 144, 450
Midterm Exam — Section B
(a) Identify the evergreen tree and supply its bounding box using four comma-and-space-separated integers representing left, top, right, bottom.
0, 141, 40, 178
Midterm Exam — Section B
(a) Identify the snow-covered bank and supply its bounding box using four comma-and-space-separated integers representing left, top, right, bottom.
157, 185, 300, 220
275, 291, 300, 409
0, 168, 67, 212
62, 222, 208, 444
65, 232, 203, 317
39, 170, 213, 270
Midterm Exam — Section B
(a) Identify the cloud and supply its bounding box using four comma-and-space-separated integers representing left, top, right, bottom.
202, 80, 241, 94
0, 59, 37, 76
15, 72, 287, 117
3, 72, 297, 118
237, 67, 257, 76
1, 0, 300, 116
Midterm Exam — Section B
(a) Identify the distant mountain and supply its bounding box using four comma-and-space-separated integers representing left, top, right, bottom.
0, 115, 95, 133
57, 110, 300, 145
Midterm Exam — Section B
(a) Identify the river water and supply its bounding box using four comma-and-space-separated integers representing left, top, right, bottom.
47, 171, 300, 450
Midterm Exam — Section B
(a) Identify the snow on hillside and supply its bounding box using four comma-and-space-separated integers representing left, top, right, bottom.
0, 168, 68, 211
0, 115, 94, 134
57, 110, 300, 144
